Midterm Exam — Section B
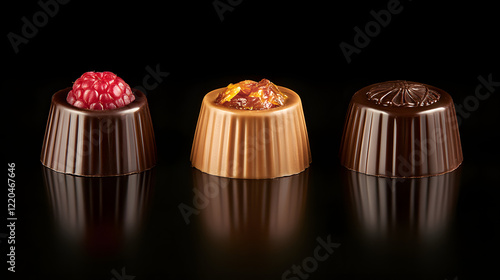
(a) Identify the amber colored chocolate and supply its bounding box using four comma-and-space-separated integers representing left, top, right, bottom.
340, 80, 463, 178
41, 88, 157, 176
191, 86, 311, 179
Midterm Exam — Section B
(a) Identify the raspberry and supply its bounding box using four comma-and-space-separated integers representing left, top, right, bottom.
66, 71, 135, 110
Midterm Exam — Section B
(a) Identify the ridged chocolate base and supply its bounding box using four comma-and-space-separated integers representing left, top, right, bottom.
41, 88, 157, 176
340, 81, 463, 178
191, 86, 311, 179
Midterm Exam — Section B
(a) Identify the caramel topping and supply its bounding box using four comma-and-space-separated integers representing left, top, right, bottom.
215, 79, 287, 110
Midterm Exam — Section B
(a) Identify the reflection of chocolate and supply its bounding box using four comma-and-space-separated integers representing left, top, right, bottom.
343, 167, 460, 239
193, 168, 308, 243
340, 81, 463, 177
42, 166, 154, 256
41, 88, 156, 176
191, 168, 309, 277
342, 167, 461, 275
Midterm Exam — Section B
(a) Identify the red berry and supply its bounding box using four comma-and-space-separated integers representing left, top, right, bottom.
66, 71, 135, 110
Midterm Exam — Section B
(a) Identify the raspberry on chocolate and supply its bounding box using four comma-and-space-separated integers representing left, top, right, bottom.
66, 71, 135, 110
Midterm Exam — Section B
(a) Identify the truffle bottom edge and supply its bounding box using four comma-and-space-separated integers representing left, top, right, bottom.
340, 162, 463, 179
40, 161, 157, 177
190, 164, 311, 180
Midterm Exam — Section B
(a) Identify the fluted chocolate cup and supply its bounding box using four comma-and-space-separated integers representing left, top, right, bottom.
191, 86, 311, 179
41, 88, 157, 176
340, 81, 463, 178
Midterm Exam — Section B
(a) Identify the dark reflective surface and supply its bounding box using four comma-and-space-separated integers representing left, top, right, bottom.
5, 1, 500, 279
41, 167, 155, 279
341, 167, 461, 278
23, 165, 471, 280
191, 169, 309, 279
2, 153, 497, 280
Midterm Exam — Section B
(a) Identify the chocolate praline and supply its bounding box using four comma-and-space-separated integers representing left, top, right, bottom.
340, 80, 463, 178
41, 88, 157, 176
191, 85, 311, 179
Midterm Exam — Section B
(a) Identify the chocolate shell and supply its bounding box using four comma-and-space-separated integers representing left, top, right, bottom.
340, 81, 463, 178
191, 86, 311, 179
41, 88, 157, 176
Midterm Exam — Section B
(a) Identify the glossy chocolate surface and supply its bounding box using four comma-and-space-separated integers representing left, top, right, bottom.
191, 86, 311, 179
340, 81, 463, 178
41, 88, 157, 176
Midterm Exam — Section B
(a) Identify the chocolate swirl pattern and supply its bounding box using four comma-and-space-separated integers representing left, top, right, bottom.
366, 81, 441, 107
340, 80, 462, 177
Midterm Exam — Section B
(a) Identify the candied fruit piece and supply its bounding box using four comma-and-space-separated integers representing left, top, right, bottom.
215, 79, 287, 110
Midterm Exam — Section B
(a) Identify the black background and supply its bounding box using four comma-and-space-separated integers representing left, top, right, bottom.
3, 0, 500, 279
